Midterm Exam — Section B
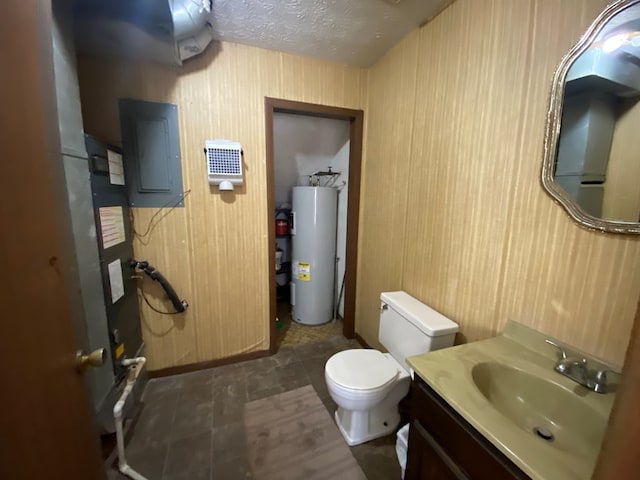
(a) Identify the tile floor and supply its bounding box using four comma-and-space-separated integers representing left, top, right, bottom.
106, 334, 401, 480
275, 302, 344, 347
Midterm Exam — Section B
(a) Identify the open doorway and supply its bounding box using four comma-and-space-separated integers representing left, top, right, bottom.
265, 98, 364, 353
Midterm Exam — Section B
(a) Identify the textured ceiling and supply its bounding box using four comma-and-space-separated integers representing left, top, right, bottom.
209, 0, 453, 67
73, 0, 454, 67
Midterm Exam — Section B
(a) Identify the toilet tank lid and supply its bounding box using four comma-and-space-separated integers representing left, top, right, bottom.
380, 291, 459, 336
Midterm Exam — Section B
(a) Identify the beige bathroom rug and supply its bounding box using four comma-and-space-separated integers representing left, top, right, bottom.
244, 385, 366, 480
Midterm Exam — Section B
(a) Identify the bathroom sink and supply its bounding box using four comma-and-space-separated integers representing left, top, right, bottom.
471, 361, 607, 458
408, 322, 618, 479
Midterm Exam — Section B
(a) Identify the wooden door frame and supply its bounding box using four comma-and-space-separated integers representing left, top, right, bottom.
593, 294, 640, 479
265, 97, 364, 353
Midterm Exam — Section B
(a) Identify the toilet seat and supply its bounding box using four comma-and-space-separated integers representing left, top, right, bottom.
325, 349, 401, 391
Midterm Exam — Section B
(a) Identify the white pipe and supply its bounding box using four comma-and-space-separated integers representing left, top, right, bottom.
113, 357, 148, 480
121, 357, 145, 367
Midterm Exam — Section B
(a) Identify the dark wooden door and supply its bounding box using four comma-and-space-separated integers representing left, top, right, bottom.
0, 1, 103, 478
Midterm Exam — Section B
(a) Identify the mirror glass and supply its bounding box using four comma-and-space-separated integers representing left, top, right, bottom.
543, 0, 640, 233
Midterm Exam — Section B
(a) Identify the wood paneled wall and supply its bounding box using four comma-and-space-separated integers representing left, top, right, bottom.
355, 29, 421, 344
78, 0, 640, 371
78, 42, 366, 371
358, 0, 640, 367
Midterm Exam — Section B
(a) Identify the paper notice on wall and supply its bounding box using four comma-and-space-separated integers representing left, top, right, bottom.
99, 206, 126, 249
108, 259, 125, 303
298, 262, 311, 281
107, 150, 125, 185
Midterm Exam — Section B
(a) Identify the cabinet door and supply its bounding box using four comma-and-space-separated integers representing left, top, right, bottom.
406, 420, 470, 480
410, 379, 529, 480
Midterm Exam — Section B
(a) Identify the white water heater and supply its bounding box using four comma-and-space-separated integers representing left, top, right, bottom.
290, 186, 337, 325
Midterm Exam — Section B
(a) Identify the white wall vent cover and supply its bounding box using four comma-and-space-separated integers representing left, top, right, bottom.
205, 139, 243, 191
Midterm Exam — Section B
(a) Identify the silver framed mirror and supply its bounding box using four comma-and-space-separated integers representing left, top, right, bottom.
542, 0, 640, 234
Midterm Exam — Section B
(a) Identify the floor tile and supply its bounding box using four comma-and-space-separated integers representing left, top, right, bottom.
164, 431, 212, 476
123, 440, 168, 480
245, 363, 280, 399
270, 345, 299, 367
246, 359, 310, 401
177, 369, 214, 389
330, 334, 355, 350
212, 421, 247, 463
178, 381, 214, 404
242, 355, 279, 372
105, 323, 400, 480
301, 356, 330, 396
350, 435, 401, 480
105, 468, 129, 480
301, 354, 327, 377
320, 393, 338, 417
246, 383, 286, 402
211, 363, 247, 392
276, 303, 344, 348
127, 395, 177, 449
212, 399, 245, 427
171, 396, 214, 440
212, 377, 249, 427
212, 454, 253, 479
274, 361, 310, 391
143, 376, 184, 400
163, 468, 210, 480
294, 338, 343, 361
140, 389, 180, 413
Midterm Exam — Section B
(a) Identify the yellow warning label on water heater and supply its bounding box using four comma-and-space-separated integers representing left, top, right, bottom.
298, 262, 311, 281
115, 343, 125, 359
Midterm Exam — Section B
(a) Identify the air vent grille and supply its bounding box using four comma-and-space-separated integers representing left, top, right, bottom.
204, 140, 243, 190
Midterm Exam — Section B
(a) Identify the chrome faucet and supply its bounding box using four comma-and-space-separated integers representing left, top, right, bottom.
545, 339, 610, 393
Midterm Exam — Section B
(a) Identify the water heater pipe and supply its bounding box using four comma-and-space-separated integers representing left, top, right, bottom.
114, 357, 148, 480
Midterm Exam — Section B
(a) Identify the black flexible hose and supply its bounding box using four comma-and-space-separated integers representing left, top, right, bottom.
131, 260, 188, 313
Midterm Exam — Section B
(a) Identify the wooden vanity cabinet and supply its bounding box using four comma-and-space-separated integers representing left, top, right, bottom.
405, 376, 530, 480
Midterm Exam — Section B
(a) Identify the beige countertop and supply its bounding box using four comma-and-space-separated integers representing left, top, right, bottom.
407, 321, 618, 480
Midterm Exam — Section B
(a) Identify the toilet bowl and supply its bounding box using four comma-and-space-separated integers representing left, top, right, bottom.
324, 291, 459, 446
325, 349, 411, 446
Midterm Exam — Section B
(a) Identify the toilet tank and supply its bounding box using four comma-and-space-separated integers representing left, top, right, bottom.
378, 291, 459, 371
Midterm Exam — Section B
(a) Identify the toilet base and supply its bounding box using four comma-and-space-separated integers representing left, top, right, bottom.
334, 407, 400, 446
332, 377, 409, 446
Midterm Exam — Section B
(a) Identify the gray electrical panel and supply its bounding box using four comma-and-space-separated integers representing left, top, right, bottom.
119, 98, 184, 207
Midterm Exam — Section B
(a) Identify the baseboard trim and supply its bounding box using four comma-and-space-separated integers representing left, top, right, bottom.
148, 349, 270, 378
354, 333, 370, 349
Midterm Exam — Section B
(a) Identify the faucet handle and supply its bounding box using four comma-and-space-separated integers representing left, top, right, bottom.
595, 368, 613, 383
592, 369, 610, 393
545, 339, 568, 359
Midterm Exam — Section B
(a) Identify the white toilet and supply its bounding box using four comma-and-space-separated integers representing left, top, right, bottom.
325, 291, 459, 446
